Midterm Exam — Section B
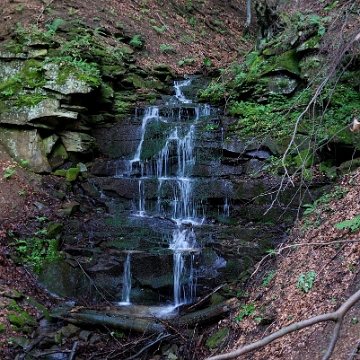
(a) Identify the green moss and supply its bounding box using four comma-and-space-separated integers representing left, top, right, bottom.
8, 313, 25, 328
66, 168, 80, 181
141, 121, 172, 159
47, 223, 63, 239
206, 328, 229, 348
54, 169, 67, 177
294, 149, 314, 168
0, 323, 5, 333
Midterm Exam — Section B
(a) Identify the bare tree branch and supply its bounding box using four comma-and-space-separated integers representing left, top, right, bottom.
206, 288, 360, 360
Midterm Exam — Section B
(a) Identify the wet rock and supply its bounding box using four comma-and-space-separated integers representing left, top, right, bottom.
206, 328, 229, 349
60, 324, 81, 338
89, 333, 102, 344
58, 201, 80, 216
79, 330, 92, 341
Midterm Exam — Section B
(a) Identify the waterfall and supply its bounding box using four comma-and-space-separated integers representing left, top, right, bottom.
120, 253, 132, 304
131, 106, 160, 165
170, 228, 198, 306
120, 78, 212, 306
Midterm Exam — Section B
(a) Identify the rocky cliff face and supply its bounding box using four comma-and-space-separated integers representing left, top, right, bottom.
0, 24, 172, 174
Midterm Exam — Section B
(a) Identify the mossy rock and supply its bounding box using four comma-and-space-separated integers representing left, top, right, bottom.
152, 64, 175, 81
8, 313, 25, 327
140, 121, 172, 159
65, 167, 80, 181
54, 169, 67, 177
294, 149, 315, 168
101, 65, 127, 78
206, 328, 229, 349
297, 35, 321, 52
47, 222, 63, 239
247, 50, 300, 82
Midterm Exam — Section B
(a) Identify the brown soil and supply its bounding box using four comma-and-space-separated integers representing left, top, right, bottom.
0, 0, 249, 75
210, 170, 360, 359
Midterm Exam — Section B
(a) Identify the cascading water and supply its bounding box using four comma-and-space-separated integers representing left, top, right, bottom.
124, 79, 210, 307
120, 252, 132, 304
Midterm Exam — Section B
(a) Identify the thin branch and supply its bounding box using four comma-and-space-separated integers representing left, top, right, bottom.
206, 288, 360, 360
348, 339, 360, 360
251, 238, 360, 278
74, 259, 114, 306
37, 0, 55, 23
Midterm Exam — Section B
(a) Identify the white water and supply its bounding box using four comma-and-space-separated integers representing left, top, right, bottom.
170, 228, 198, 306
122, 78, 211, 306
120, 253, 132, 305
131, 106, 160, 165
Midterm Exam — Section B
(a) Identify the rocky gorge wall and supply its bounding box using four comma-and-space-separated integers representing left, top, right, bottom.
0, 13, 358, 305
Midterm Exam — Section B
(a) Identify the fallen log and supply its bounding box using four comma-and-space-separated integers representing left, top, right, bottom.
176, 298, 240, 327
52, 308, 166, 334
51, 298, 240, 334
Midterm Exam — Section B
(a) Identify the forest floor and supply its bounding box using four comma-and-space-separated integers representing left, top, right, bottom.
1, 0, 360, 359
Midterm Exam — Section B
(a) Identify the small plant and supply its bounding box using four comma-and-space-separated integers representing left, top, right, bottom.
20, 159, 29, 168
9, 221, 61, 274
1, 88, 14, 97
266, 249, 277, 256
68, 7, 77, 15
189, 17, 197, 26
18, 189, 26, 196
178, 58, 195, 66
203, 57, 212, 67
334, 216, 360, 231
111, 330, 125, 339
152, 25, 167, 33
262, 270, 278, 287
203, 123, 219, 131
159, 44, 174, 52
4, 167, 16, 179
234, 302, 255, 323
109, 9, 116, 15
129, 34, 144, 48
297, 271, 316, 293
45, 18, 64, 34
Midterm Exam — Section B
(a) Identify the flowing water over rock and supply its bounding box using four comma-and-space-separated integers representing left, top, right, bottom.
39, 77, 325, 308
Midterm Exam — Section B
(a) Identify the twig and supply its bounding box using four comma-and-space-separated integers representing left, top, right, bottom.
69, 341, 78, 360
74, 259, 114, 307
348, 339, 360, 360
251, 238, 360, 278
37, 0, 55, 23
206, 288, 360, 359
187, 284, 226, 311
124, 333, 171, 360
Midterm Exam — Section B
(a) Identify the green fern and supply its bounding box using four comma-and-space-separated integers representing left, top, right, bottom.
334, 216, 360, 231
152, 25, 167, 33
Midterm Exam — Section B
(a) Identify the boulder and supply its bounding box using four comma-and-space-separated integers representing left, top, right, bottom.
43, 62, 94, 95
0, 98, 78, 127
0, 127, 51, 173
59, 131, 97, 153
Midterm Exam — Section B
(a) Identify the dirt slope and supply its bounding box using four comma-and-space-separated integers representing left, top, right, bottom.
0, 0, 249, 74
209, 169, 360, 359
